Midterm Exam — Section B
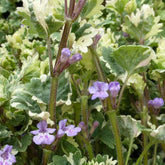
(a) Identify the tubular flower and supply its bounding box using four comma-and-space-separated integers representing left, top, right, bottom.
60, 48, 71, 63
88, 81, 109, 100
148, 97, 164, 109
0, 145, 16, 165
69, 53, 82, 64
108, 81, 120, 98
30, 120, 56, 145
57, 119, 81, 138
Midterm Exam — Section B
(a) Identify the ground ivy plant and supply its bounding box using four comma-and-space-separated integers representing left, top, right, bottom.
0, 0, 165, 165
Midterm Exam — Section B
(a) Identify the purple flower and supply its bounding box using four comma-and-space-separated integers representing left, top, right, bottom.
108, 81, 120, 98
0, 145, 16, 165
88, 81, 109, 100
65, 125, 81, 136
148, 98, 164, 109
30, 120, 56, 145
57, 119, 67, 138
61, 48, 71, 63
69, 53, 82, 64
57, 119, 81, 138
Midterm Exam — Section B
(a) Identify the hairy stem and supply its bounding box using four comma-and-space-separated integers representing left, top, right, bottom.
107, 110, 124, 165
80, 135, 94, 160
81, 95, 88, 125
49, 76, 58, 128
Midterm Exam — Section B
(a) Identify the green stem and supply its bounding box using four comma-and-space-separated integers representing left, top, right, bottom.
46, 36, 54, 76
152, 116, 158, 165
117, 74, 130, 109
143, 133, 148, 165
41, 149, 52, 165
125, 138, 134, 165
81, 95, 88, 125
135, 140, 155, 165
153, 143, 158, 165
107, 110, 124, 165
48, 76, 58, 128
80, 135, 94, 160
141, 106, 148, 165
89, 47, 106, 82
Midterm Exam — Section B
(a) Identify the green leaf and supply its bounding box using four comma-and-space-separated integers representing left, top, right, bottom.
122, 4, 163, 41
97, 123, 115, 149
107, 0, 129, 15
82, 0, 104, 18
126, 73, 146, 97
0, 124, 12, 140
8, 133, 32, 152
101, 46, 125, 76
61, 137, 80, 155
117, 115, 141, 138
86, 154, 117, 165
112, 45, 155, 75
49, 155, 70, 165
150, 124, 165, 143
64, 151, 86, 165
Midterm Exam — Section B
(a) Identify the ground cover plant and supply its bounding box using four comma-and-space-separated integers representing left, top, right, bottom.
0, 0, 165, 164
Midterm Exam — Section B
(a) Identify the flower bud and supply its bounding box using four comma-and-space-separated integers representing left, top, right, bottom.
123, 32, 129, 37
69, 53, 82, 64
109, 81, 120, 98
93, 34, 101, 47
79, 121, 85, 128
93, 121, 99, 128
61, 48, 71, 63
148, 98, 164, 109
90, 121, 99, 135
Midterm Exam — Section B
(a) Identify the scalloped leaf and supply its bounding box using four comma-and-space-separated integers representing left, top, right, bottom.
49, 155, 70, 165
82, 0, 104, 18
64, 151, 86, 165
117, 115, 141, 138
150, 124, 165, 143
112, 45, 155, 75
86, 154, 117, 165
122, 4, 163, 41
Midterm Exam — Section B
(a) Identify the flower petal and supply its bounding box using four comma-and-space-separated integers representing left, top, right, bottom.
57, 129, 65, 138
65, 127, 81, 137
33, 133, 55, 145
30, 130, 40, 135
59, 119, 67, 129
46, 128, 56, 134
88, 86, 97, 94
43, 134, 55, 145
37, 120, 47, 131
